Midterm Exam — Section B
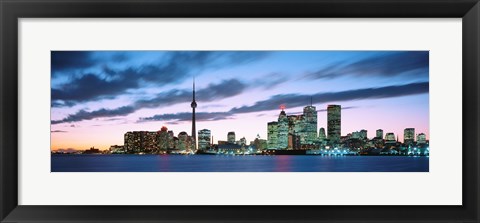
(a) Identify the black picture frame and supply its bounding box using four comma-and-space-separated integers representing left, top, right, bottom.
1, 0, 479, 222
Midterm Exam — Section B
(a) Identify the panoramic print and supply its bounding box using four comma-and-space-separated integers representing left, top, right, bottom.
51, 51, 429, 172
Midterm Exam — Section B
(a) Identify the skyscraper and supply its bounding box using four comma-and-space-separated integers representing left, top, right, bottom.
385, 132, 396, 142
327, 105, 341, 144
157, 126, 171, 151
277, 109, 289, 149
417, 133, 427, 144
267, 122, 278, 149
198, 129, 211, 150
287, 115, 305, 144
227, 131, 236, 144
376, 129, 384, 139
191, 79, 197, 151
303, 104, 317, 144
404, 128, 415, 145
359, 129, 367, 140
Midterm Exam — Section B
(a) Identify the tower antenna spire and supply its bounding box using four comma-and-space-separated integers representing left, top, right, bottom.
310, 96, 313, 106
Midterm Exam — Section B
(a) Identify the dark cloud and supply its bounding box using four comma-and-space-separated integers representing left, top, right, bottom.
51, 106, 135, 124
197, 79, 247, 101
52, 73, 140, 104
51, 51, 95, 74
229, 82, 428, 114
138, 82, 428, 123
52, 75, 427, 125
305, 51, 429, 79
51, 51, 270, 107
51, 130, 68, 133
51, 79, 248, 124
139, 112, 232, 123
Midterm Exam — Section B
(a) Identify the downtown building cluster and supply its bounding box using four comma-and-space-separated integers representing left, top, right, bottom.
265, 104, 429, 156
267, 104, 341, 150
108, 80, 428, 156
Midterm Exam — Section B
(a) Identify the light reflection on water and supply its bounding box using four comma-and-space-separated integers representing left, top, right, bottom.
51, 154, 429, 172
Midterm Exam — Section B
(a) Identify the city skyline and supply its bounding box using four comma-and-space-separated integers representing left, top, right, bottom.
51, 51, 429, 151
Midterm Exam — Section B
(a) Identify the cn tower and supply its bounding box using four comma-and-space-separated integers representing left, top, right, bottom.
191, 78, 197, 151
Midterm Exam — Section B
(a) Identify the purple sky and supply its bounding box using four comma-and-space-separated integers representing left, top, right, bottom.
50, 51, 429, 150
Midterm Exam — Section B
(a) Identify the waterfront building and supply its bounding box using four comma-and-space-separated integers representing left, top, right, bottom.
109, 145, 125, 154
253, 138, 268, 151
277, 110, 289, 149
144, 131, 157, 152
218, 143, 243, 155
218, 140, 228, 145
267, 122, 278, 149
384, 132, 397, 147
404, 128, 415, 145
124, 131, 145, 153
385, 132, 395, 141
227, 131, 236, 144
327, 105, 341, 144
376, 129, 384, 139
157, 126, 171, 151
124, 131, 158, 153
417, 133, 427, 144
198, 129, 211, 150
239, 137, 247, 146
177, 131, 193, 151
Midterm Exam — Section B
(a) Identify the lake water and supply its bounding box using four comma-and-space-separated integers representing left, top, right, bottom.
51, 154, 429, 172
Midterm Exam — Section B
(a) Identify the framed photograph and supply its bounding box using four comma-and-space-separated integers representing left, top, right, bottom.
1, 0, 479, 222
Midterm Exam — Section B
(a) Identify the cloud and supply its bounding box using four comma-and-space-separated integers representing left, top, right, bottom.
139, 112, 233, 122
51, 51, 270, 107
52, 77, 427, 125
51, 78, 249, 124
230, 82, 428, 114
51, 51, 95, 74
304, 51, 429, 80
137, 82, 428, 123
51, 106, 135, 124
51, 130, 68, 133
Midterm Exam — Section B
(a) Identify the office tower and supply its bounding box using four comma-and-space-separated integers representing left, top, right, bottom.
376, 129, 384, 139
385, 132, 395, 142
287, 114, 305, 144
157, 126, 170, 151
303, 104, 317, 144
359, 129, 367, 140
404, 128, 415, 145
227, 131, 236, 144
198, 129, 211, 150
191, 79, 197, 151
267, 122, 278, 149
318, 127, 326, 141
277, 109, 289, 149
417, 133, 427, 144
327, 105, 341, 144
177, 131, 192, 151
